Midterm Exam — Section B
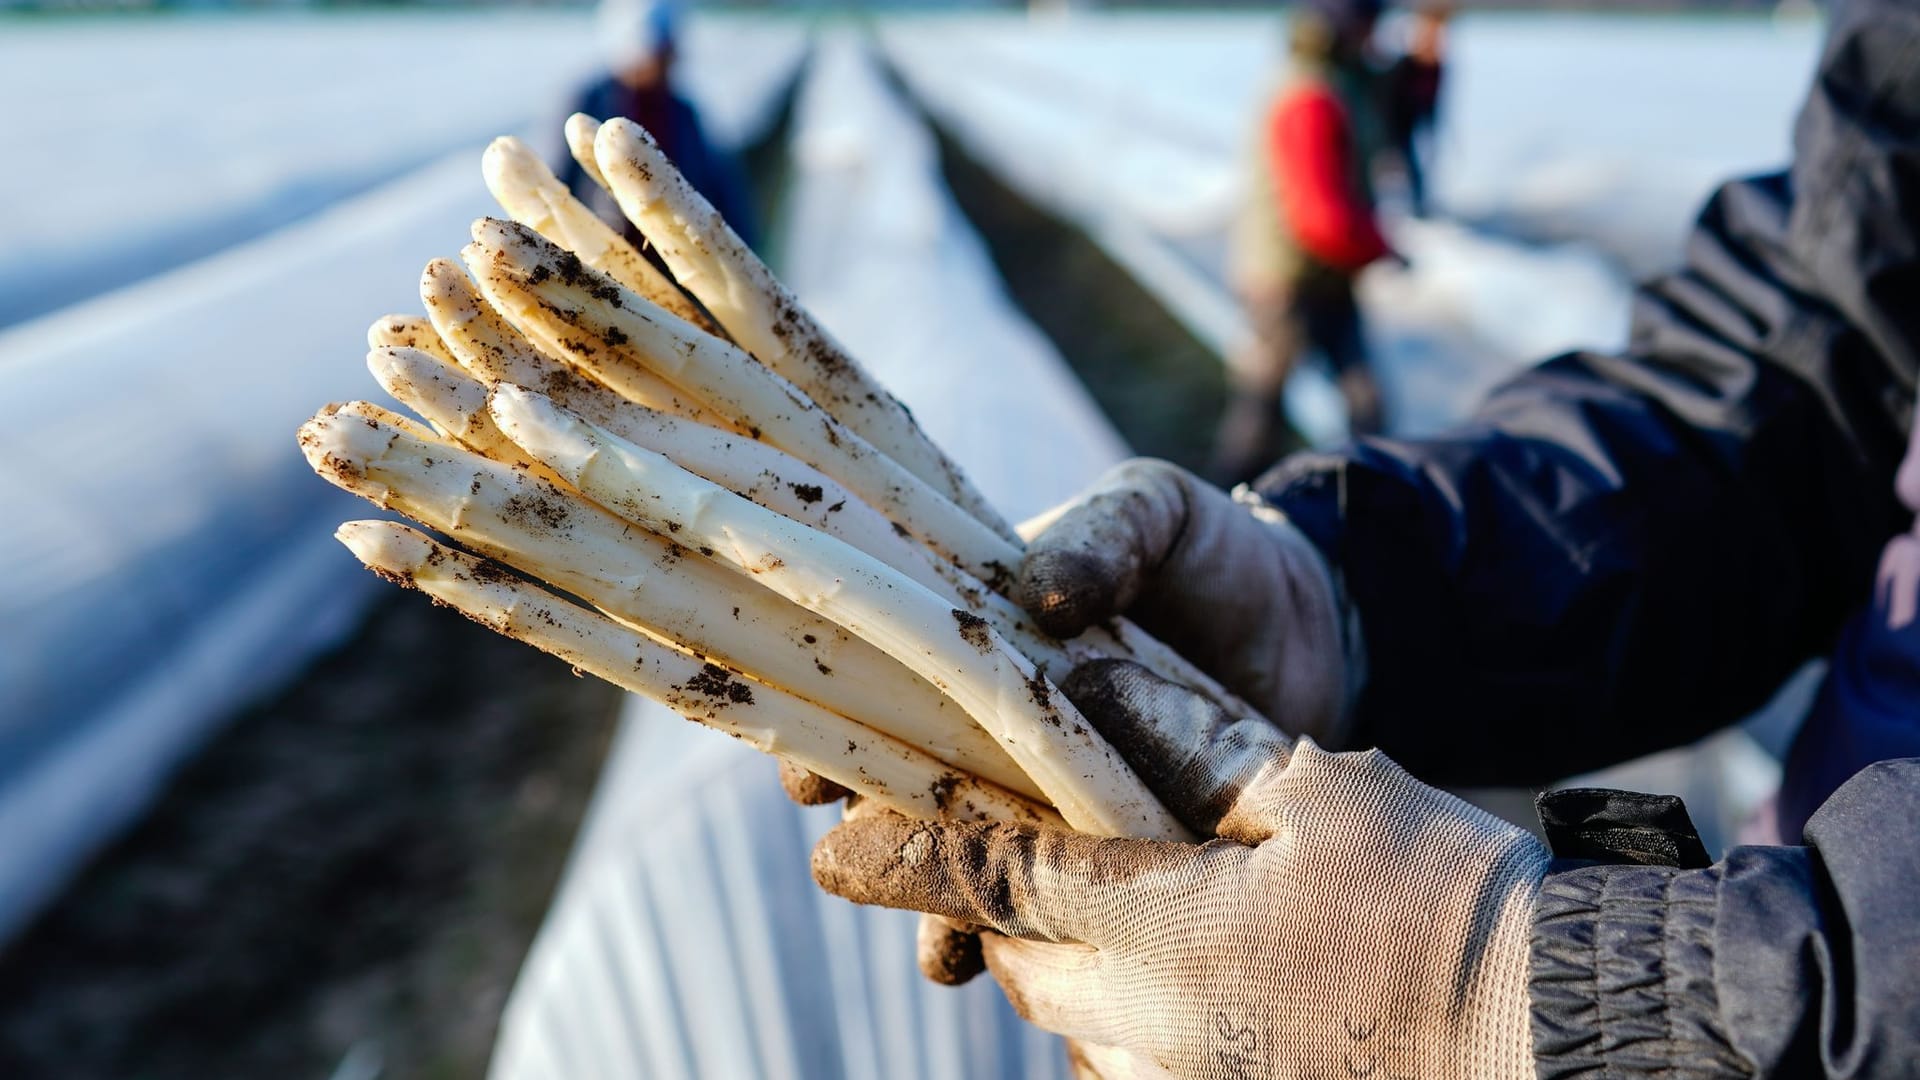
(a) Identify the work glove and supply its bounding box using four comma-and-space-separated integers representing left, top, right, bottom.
1017, 458, 1357, 745
812, 660, 1548, 1080
808, 457, 1362, 990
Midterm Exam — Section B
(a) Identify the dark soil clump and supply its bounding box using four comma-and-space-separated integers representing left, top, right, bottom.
683, 662, 755, 705
952, 608, 994, 653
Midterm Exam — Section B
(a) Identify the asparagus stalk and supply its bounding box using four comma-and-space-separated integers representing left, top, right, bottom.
455, 236, 736, 432
467, 218, 1020, 584
368, 313, 457, 366
366, 344, 535, 470
304, 120, 1263, 851
588, 116, 1020, 545
336, 520, 1056, 827
489, 384, 1191, 841
300, 402, 1037, 799
480, 135, 716, 334
592, 123, 1264, 721
455, 226, 1249, 720
421, 256, 576, 384
563, 112, 612, 191
421, 256, 659, 427
404, 287, 1084, 675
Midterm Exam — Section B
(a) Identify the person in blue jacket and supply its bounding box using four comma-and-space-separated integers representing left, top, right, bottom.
806, 1, 1920, 1076
559, 0, 758, 251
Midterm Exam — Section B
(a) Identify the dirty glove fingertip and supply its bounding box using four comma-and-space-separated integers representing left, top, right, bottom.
1015, 547, 1124, 639
917, 914, 985, 986
779, 759, 852, 805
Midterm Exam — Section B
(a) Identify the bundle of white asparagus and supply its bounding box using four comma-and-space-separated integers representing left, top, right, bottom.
300, 118, 1241, 844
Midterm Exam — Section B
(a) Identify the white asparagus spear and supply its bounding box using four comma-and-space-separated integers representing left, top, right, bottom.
368, 308, 1254, 743
490, 385, 1191, 841
468, 217, 1019, 583
446, 244, 728, 430
550, 125, 1246, 725
299, 401, 1036, 798
421, 256, 576, 383
368, 313, 457, 366
422, 256, 657, 424
366, 345, 534, 469
398, 294, 1081, 672
337, 520, 1056, 827
590, 116, 1021, 545
418, 337, 1080, 676
481, 135, 716, 334
426, 256, 966, 594
564, 112, 611, 191
437, 239, 1254, 733
452, 225, 1247, 715
525, 390, 1083, 674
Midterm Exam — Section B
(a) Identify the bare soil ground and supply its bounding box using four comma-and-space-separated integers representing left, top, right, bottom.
0, 591, 623, 1080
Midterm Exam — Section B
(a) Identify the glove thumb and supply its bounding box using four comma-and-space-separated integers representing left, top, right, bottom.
1060, 659, 1294, 841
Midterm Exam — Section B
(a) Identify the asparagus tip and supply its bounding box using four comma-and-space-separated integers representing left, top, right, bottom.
335, 520, 433, 591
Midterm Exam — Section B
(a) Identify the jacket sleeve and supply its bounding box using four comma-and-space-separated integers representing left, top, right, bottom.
1529, 758, 1920, 1078
1255, 0, 1920, 786
1268, 87, 1393, 271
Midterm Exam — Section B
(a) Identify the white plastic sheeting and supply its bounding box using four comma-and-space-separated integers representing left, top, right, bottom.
0, 14, 807, 329
880, 11, 1820, 271
881, 13, 1821, 442
1435, 13, 1820, 274
881, 14, 1649, 444
0, 17, 805, 946
0, 152, 488, 945
487, 36, 1128, 1080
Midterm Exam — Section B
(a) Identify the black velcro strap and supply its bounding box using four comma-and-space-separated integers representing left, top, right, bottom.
1535, 788, 1712, 869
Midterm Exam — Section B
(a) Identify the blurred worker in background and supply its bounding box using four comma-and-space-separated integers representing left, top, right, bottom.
1217, 0, 1395, 485
810, 0, 1920, 1076
1382, 2, 1450, 217
560, 0, 758, 251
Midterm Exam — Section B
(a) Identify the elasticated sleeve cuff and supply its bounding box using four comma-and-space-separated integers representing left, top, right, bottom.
1530, 864, 1750, 1079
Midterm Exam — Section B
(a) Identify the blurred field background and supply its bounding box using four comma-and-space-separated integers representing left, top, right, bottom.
0, 2, 1823, 1076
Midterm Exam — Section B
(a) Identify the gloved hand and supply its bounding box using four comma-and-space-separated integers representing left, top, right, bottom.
776, 759, 989, 984
812, 660, 1547, 1080
808, 457, 1363, 993
1017, 458, 1357, 744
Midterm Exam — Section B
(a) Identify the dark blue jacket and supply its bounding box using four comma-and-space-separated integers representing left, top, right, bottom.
559, 75, 759, 252
1255, 0, 1919, 1073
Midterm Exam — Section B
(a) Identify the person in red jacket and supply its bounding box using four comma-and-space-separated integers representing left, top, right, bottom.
1217, 0, 1394, 484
